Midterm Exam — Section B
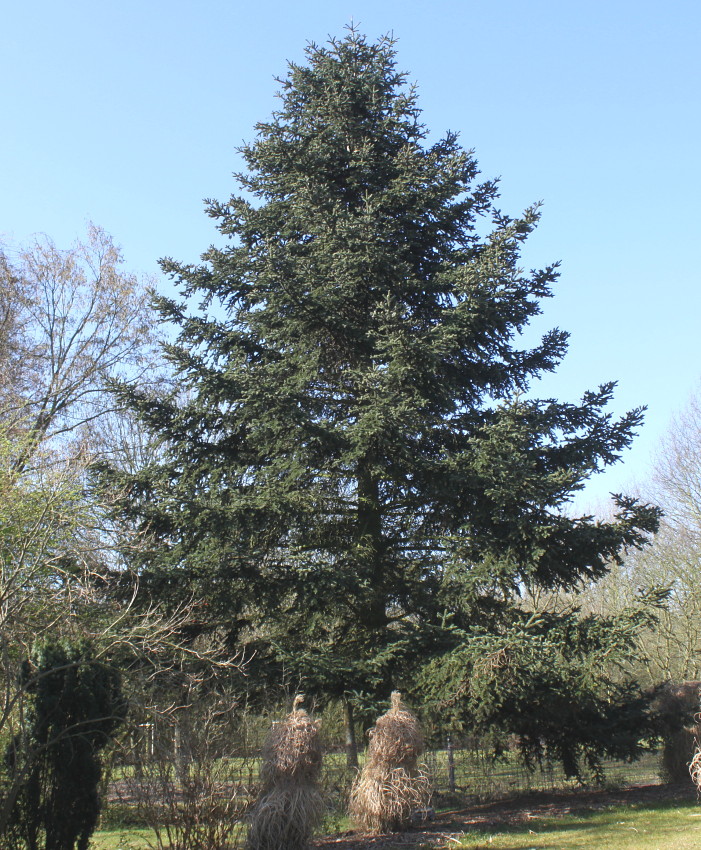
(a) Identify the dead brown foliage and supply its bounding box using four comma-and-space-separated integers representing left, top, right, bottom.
246, 695, 324, 850
349, 692, 431, 834
689, 742, 701, 791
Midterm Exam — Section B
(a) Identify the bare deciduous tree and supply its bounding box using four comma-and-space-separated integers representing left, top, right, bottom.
0, 224, 159, 470
576, 386, 701, 686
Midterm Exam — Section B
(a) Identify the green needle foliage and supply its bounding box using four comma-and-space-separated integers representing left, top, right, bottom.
417, 592, 668, 778
3, 638, 126, 850
106, 31, 659, 765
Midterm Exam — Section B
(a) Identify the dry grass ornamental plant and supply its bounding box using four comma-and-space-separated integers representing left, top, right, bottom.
349, 691, 431, 834
246, 695, 324, 850
689, 743, 701, 792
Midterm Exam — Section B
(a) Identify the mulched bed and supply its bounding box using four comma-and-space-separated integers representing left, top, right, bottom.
312, 783, 698, 849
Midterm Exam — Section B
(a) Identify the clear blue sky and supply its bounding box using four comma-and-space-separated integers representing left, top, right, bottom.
2, 0, 699, 512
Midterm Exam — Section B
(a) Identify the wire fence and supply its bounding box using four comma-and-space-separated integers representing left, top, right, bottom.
111, 714, 668, 828
422, 746, 663, 799
316, 746, 664, 809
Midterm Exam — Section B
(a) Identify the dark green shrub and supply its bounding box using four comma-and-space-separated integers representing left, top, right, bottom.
3, 637, 126, 850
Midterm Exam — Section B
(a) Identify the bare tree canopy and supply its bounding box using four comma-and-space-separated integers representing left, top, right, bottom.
0, 224, 157, 469
577, 386, 701, 685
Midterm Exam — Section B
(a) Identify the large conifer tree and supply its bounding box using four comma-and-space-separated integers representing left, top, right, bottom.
114, 32, 658, 762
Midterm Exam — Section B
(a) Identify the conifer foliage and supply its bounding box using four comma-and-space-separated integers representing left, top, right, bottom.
3, 638, 125, 850
113, 32, 659, 746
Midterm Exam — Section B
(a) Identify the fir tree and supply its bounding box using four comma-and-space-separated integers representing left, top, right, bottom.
109, 31, 659, 767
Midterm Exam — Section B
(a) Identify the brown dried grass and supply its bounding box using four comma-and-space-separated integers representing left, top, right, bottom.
349, 691, 431, 834
689, 743, 701, 792
260, 696, 323, 784
245, 783, 324, 850
246, 695, 324, 850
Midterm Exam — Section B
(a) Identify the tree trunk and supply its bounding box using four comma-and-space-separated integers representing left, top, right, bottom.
356, 462, 387, 629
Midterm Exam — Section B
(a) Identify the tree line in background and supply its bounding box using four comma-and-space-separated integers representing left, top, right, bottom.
1, 29, 700, 849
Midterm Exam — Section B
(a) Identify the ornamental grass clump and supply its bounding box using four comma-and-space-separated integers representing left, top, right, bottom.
690, 743, 701, 792
349, 691, 431, 834
686, 692, 701, 793
246, 695, 324, 850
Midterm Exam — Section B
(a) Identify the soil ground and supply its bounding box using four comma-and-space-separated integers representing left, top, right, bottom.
313, 783, 698, 849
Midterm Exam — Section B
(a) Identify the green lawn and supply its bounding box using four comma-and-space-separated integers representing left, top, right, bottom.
452, 801, 701, 850
92, 800, 701, 849
90, 828, 155, 849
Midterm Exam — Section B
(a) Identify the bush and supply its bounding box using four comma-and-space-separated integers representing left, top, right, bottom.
2, 638, 126, 850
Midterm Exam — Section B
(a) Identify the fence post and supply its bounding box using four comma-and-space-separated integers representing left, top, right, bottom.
447, 734, 456, 793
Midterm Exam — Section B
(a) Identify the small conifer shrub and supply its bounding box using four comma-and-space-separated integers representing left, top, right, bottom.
3, 638, 125, 850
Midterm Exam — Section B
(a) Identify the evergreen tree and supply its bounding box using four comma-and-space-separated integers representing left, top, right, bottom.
3, 638, 126, 850
110, 31, 659, 765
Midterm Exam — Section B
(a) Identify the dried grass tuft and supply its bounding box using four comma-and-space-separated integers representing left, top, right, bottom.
260, 694, 323, 785
246, 694, 324, 850
246, 783, 324, 850
690, 742, 701, 792
350, 691, 431, 834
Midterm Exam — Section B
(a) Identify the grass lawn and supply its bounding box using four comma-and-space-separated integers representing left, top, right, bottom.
454, 800, 701, 850
90, 828, 155, 849
91, 793, 700, 849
